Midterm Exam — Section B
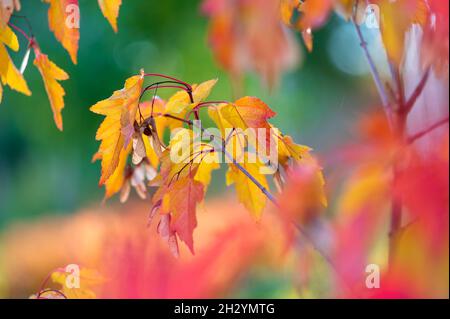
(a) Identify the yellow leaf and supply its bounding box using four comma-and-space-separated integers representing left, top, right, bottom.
165, 78, 218, 116
98, 0, 122, 32
226, 161, 268, 219
44, 0, 80, 64
195, 153, 220, 191
377, 0, 428, 65
0, 43, 31, 96
50, 266, 105, 299
33, 50, 69, 131
90, 74, 144, 185
103, 143, 131, 199
0, 24, 19, 51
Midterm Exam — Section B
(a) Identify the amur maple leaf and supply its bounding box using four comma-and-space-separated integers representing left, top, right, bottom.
98, 0, 122, 33
32, 266, 105, 299
44, 0, 80, 64
90, 72, 144, 186
0, 24, 31, 102
33, 48, 69, 131
160, 172, 205, 254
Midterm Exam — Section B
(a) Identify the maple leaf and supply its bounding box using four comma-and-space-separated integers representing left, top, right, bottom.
98, 0, 122, 33
90, 73, 144, 186
149, 128, 218, 255
208, 97, 278, 217
280, 0, 333, 51
226, 161, 269, 218
164, 79, 217, 128
161, 174, 205, 253
44, 0, 80, 64
33, 49, 69, 131
0, 24, 31, 99
103, 142, 131, 200
46, 266, 105, 299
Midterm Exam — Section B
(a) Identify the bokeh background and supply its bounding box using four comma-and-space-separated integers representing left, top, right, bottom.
0, 0, 387, 298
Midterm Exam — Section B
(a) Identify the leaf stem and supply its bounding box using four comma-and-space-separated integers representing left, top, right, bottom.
8, 21, 33, 44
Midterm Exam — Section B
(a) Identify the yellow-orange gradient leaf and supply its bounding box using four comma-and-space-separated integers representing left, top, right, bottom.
226, 162, 268, 219
33, 50, 69, 131
44, 0, 80, 64
376, 0, 428, 65
90, 74, 144, 186
98, 0, 122, 32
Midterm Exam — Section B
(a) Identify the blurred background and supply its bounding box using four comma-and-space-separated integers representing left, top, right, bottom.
0, 0, 386, 298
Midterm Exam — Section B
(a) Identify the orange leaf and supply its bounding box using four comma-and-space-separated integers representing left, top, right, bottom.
161, 175, 205, 253
33, 50, 69, 131
44, 0, 80, 64
98, 0, 122, 33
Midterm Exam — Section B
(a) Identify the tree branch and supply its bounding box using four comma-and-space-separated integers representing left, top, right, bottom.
351, 2, 390, 110
404, 68, 431, 114
408, 117, 449, 144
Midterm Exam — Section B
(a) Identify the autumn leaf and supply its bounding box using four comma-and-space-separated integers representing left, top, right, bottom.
98, 0, 122, 33
48, 266, 105, 299
0, 24, 31, 98
277, 133, 327, 208
161, 174, 205, 253
280, 0, 333, 51
165, 78, 217, 119
90, 73, 144, 186
33, 49, 69, 131
44, 0, 80, 64
103, 142, 131, 200
226, 161, 268, 219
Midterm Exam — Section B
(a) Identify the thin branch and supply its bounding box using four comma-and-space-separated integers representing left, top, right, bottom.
8, 21, 33, 43
404, 68, 431, 114
159, 115, 279, 203
351, 3, 390, 109
11, 14, 34, 37
408, 117, 449, 144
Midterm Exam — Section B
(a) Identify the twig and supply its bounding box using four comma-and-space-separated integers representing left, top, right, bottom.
351, 1, 390, 110
408, 117, 449, 144
8, 21, 33, 43
404, 68, 431, 114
